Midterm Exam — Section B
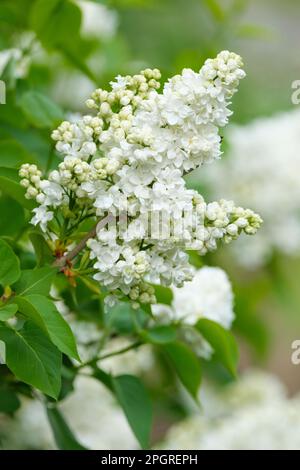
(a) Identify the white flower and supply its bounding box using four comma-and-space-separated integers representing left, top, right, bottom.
161, 370, 300, 450
0, 48, 30, 79
59, 376, 137, 450
52, 119, 100, 161
31, 205, 53, 232
79, 1, 118, 39
21, 51, 262, 306
39, 181, 65, 207
0, 335, 154, 450
202, 108, 300, 268
173, 267, 234, 327
0, 376, 136, 450
152, 266, 234, 358
0, 399, 55, 450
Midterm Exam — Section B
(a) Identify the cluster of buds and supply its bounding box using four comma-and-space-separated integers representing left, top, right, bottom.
86, 68, 161, 113
51, 118, 102, 161
200, 50, 246, 96
189, 198, 263, 254
92, 157, 120, 179
18, 52, 263, 308
85, 69, 161, 145
19, 164, 42, 200
49, 157, 92, 192
129, 282, 156, 309
132, 251, 150, 277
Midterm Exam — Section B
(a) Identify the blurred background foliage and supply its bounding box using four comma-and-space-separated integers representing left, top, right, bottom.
0, 0, 300, 417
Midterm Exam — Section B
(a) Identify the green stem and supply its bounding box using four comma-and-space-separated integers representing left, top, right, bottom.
78, 268, 96, 275
45, 142, 56, 173
53, 214, 112, 269
77, 340, 142, 369
65, 212, 95, 236
99, 341, 142, 360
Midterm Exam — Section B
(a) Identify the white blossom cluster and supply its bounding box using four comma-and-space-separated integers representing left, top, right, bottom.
161, 370, 300, 450
78, 0, 118, 40
52, 2, 119, 108
58, 300, 155, 369
19, 51, 262, 306
0, 376, 137, 450
0, 399, 55, 450
0, 32, 36, 80
0, 339, 155, 450
202, 109, 300, 268
0, 48, 29, 79
152, 267, 234, 358
59, 375, 137, 450
0, 309, 153, 450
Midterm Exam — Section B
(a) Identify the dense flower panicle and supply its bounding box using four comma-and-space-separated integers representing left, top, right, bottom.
3, 370, 298, 450
0, 376, 137, 450
0, 335, 153, 450
0, 32, 36, 80
59, 376, 137, 449
202, 109, 300, 268
161, 371, 300, 450
79, 0, 118, 40
19, 51, 262, 306
152, 267, 234, 358
173, 267, 234, 327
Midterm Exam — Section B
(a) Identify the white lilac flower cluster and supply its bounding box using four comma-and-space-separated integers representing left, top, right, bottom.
0, 298, 154, 450
78, 0, 118, 40
0, 399, 55, 450
0, 32, 36, 80
19, 51, 262, 306
55, 293, 155, 369
152, 267, 234, 358
0, 340, 154, 450
52, 2, 119, 108
0, 376, 137, 450
161, 370, 300, 450
202, 109, 300, 268
0, 48, 28, 79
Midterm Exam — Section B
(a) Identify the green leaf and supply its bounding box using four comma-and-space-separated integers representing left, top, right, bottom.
29, 0, 62, 38
0, 303, 18, 321
29, 231, 53, 266
0, 389, 21, 414
234, 291, 269, 359
0, 102, 27, 129
163, 341, 202, 399
19, 91, 64, 129
29, 0, 95, 82
106, 301, 147, 334
60, 44, 96, 83
79, 275, 102, 296
14, 266, 56, 296
30, 0, 81, 49
92, 367, 113, 392
46, 406, 87, 450
0, 322, 62, 398
0, 167, 34, 209
0, 239, 20, 286
195, 319, 239, 377
237, 23, 273, 40
59, 364, 76, 401
142, 325, 177, 344
15, 295, 80, 361
0, 196, 25, 237
113, 374, 152, 449
0, 139, 34, 168
140, 303, 152, 315
204, 0, 226, 21
152, 284, 173, 305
